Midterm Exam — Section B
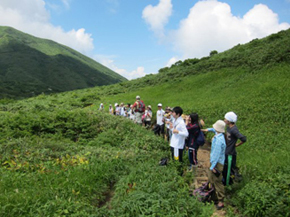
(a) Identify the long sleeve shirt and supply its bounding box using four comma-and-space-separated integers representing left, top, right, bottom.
186, 123, 199, 149
170, 116, 189, 149
210, 133, 226, 170
225, 125, 247, 155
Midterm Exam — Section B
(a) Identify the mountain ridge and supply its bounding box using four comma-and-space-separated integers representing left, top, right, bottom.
0, 26, 126, 99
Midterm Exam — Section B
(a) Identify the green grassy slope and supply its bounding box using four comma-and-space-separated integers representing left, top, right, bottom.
0, 29, 289, 216
0, 26, 126, 99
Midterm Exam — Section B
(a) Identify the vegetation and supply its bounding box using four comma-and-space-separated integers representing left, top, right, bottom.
0, 26, 126, 99
0, 29, 289, 216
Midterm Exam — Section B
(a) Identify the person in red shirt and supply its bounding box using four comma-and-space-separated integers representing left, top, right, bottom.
132, 95, 145, 125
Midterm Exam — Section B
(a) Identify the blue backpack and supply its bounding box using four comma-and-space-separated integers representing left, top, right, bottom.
196, 130, 205, 146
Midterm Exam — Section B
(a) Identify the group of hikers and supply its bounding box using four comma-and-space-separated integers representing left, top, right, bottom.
99, 95, 247, 210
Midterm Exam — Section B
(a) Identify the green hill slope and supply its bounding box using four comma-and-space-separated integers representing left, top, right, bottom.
0, 29, 289, 216
0, 26, 126, 99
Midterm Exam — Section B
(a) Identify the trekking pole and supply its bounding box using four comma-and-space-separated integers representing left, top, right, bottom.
226, 155, 232, 186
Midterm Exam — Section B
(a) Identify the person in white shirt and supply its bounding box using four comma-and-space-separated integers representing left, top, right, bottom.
164, 107, 174, 142
109, 104, 114, 115
155, 103, 165, 137
114, 103, 120, 115
169, 106, 189, 162
120, 103, 126, 117
144, 105, 152, 128
129, 105, 135, 122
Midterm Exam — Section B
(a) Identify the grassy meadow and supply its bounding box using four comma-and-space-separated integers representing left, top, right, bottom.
0, 29, 290, 216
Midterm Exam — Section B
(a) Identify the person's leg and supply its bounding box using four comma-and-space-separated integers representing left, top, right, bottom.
170, 147, 174, 160
214, 163, 225, 207
188, 149, 194, 166
222, 155, 229, 185
160, 124, 165, 138
193, 148, 198, 166
178, 148, 183, 162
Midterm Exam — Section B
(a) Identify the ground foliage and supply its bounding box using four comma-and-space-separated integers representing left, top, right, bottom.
0, 29, 290, 216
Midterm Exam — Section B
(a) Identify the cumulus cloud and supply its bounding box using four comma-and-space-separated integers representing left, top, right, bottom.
0, 0, 94, 54
169, 0, 290, 59
142, 0, 172, 37
94, 55, 147, 80
166, 57, 180, 67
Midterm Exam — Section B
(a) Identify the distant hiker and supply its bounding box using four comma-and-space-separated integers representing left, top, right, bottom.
109, 104, 114, 115
120, 103, 126, 117
155, 103, 165, 137
207, 120, 226, 210
164, 107, 174, 142
129, 105, 135, 122
185, 113, 201, 170
144, 105, 152, 128
169, 106, 189, 162
115, 103, 120, 115
223, 112, 247, 185
99, 103, 104, 111
126, 103, 131, 118
132, 96, 145, 125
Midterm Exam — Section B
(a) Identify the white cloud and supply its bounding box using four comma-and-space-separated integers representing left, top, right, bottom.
0, 0, 94, 55
170, 0, 290, 59
94, 55, 147, 80
61, 0, 70, 9
142, 0, 172, 37
166, 57, 180, 67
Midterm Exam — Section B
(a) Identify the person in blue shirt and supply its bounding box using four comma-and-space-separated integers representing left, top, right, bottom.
205, 120, 226, 210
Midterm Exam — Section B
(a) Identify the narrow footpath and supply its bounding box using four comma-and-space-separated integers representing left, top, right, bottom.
191, 141, 226, 217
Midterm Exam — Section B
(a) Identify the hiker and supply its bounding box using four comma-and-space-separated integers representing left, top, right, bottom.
128, 105, 135, 122
120, 103, 126, 117
164, 107, 174, 142
115, 103, 120, 116
185, 113, 201, 170
223, 112, 247, 185
126, 104, 131, 118
99, 103, 104, 111
206, 120, 226, 210
155, 103, 165, 137
144, 105, 152, 128
169, 106, 189, 162
132, 96, 145, 125
109, 104, 114, 115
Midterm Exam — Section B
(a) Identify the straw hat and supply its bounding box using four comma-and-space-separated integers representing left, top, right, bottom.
213, 120, 226, 133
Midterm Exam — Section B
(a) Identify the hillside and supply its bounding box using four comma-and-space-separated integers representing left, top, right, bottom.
0, 26, 126, 99
0, 29, 289, 216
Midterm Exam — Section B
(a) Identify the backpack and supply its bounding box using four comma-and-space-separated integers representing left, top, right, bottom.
196, 130, 205, 146
193, 182, 214, 203
159, 157, 168, 166
137, 100, 145, 112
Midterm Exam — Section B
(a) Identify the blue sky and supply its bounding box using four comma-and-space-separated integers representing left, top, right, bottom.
1, 0, 290, 79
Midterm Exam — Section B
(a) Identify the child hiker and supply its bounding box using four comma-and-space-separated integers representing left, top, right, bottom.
185, 113, 201, 170
223, 111, 247, 185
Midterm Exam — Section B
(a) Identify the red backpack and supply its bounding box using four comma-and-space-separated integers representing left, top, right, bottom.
136, 100, 145, 112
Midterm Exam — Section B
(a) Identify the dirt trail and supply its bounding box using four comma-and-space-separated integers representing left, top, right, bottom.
192, 141, 226, 217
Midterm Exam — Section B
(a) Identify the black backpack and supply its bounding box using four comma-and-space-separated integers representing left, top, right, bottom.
196, 130, 205, 146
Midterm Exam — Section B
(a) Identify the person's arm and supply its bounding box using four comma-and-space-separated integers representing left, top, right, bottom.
233, 128, 247, 147
173, 122, 189, 137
